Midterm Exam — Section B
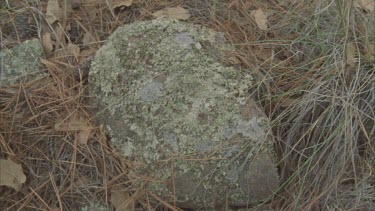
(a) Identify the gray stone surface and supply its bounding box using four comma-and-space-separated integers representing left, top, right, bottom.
0, 39, 43, 86
89, 19, 279, 209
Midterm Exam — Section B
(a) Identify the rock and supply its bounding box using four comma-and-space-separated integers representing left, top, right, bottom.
0, 39, 43, 86
89, 19, 279, 209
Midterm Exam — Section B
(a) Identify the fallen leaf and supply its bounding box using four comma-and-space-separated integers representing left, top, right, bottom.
251, 8, 268, 30
74, 176, 91, 186
346, 42, 358, 68
356, 0, 374, 12
254, 47, 274, 62
0, 159, 26, 191
228, 56, 241, 65
82, 0, 97, 5
279, 0, 299, 7
52, 43, 80, 59
45, 0, 65, 24
78, 48, 96, 64
280, 98, 298, 107
82, 31, 95, 45
55, 116, 88, 131
42, 33, 53, 55
55, 115, 92, 145
111, 0, 133, 9
40, 58, 58, 70
81, 0, 98, 17
111, 186, 133, 211
76, 128, 91, 145
99, 125, 110, 149
152, 6, 190, 20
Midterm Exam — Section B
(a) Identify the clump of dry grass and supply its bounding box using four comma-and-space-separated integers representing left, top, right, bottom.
204, 0, 375, 210
1, 0, 374, 210
267, 1, 374, 210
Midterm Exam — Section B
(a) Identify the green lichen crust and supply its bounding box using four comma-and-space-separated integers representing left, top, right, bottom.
0, 39, 43, 86
89, 19, 279, 209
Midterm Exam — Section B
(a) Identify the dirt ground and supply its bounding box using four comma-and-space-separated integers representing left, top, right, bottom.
1, 0, 374, 210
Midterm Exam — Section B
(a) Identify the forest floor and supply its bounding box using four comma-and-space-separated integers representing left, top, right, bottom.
1, 0, 374, 210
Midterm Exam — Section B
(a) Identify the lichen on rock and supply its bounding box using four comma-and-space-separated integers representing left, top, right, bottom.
0, 39, 43, 86
89, 18, 279, 209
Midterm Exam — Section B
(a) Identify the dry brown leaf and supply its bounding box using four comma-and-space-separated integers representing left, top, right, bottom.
40, 58, 57, 70
356, 0, 374, 12
111, 0, 133, 9
82, 32, 95, 45
45, 0, 65, 24
81, 0, 98, 16
53, 26, 68, 48
82, 0, 97, 5
55, 115, 92, 145
346, 42, 358, 68
0, 159, 26, 191
78, 48, 96, 64
54, 116, 88, 131
254, 47, 274, 61
251, 8, 268, 30
52, 43, 80, 59
111, 186, 133, 211
228, 56, 241, 65
76, 128, 91, 145
280, 98, 298, 107
279, 0, 299, 7
42, 33, 53, 55
74, 176, 91, 186
97, 125, 111, 153
152, 6, 190, 20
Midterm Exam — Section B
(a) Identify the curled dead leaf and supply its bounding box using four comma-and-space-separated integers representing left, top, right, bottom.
229, 56, 241, 65
52, 44, 80, 59
0, 159, 26, 191
42, 33, 53, 55
55, 115, 92, 145
111, 0, 133, 10
280, 98, 298, 108
356, 0, 374, 12
152, 6, 190, 20
46, 0, 62, 24
346, 42, 358, 68
82, 31, 96, 45
99, 125, 110, 149
54, 116, 88, 131
251, 8, 268, 30
111, 186, 133, 211
76, 128, 91, 145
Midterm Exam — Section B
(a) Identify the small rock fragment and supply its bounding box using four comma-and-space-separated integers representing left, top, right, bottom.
0, 39, 43, 86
